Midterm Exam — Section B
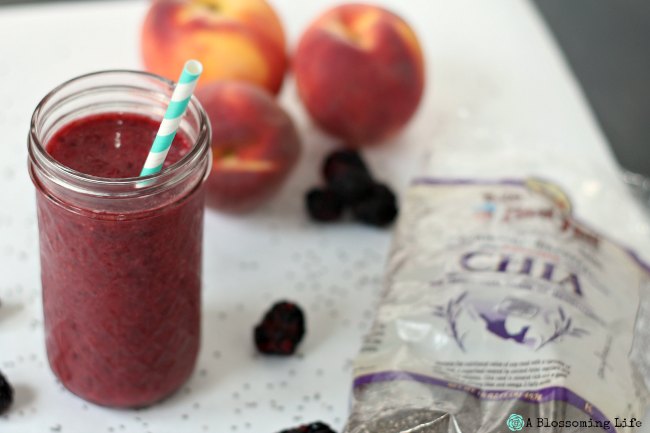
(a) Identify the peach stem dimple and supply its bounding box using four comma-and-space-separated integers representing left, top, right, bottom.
324, 13, 380, 49
195, 0, 221, 13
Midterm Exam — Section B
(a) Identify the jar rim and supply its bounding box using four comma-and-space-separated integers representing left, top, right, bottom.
28, 69, 211, 197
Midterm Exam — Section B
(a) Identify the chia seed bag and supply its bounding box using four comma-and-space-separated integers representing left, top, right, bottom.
344, 179, 650, 433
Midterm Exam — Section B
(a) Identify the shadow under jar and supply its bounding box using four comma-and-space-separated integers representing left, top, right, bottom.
27, 71, 211, 408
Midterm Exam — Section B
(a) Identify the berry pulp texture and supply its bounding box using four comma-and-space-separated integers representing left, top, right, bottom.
38, 113, 203, 407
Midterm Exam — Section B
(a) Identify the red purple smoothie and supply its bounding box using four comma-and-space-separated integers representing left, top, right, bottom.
38, 112, 203, 407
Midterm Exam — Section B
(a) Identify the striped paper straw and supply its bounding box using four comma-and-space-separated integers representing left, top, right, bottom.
140, 60, 203, 177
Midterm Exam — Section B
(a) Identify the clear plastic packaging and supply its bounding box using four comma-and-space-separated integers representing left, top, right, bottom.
345, 178, 650, 433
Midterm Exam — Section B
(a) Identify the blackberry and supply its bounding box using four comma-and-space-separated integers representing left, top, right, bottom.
306, 188, 344, 222
323, 149, 374, 205
352, 183, 398, 227
279, 421, 337, 433
254, 301, 305, 355
328, 170, 374, 205
323, 149, 369, 182
0, 371, 13, 415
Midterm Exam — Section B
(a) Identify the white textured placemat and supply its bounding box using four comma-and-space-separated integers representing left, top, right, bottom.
0, 1, 648, 432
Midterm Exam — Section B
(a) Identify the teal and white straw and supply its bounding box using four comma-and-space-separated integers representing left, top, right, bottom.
140, 59, 203, 177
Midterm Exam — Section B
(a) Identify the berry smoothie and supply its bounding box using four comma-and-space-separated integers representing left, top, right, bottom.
36, 113, 204, 407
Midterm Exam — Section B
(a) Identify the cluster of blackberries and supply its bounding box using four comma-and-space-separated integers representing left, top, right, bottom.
279, 421, 337, 433
0, 370, 13, 415
306, 150, 398, 227
254, 301, 306, 356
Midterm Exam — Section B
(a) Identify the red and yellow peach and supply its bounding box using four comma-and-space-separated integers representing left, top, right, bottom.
293, 4, 425, 145
141, 0, 287, 95
196, 81, 301, 213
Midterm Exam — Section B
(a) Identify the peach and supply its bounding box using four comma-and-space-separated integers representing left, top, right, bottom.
293, 4, 425, 145
196, 81, 301, 213
141, 0, 287, 95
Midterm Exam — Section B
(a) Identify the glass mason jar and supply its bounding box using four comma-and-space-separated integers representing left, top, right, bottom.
27, 71, 211, 408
